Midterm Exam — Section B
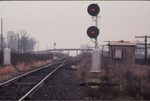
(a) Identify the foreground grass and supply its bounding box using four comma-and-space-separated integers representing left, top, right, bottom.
0, 60, 52, 82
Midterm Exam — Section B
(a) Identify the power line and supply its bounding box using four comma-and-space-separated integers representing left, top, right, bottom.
135, 35, 150, 64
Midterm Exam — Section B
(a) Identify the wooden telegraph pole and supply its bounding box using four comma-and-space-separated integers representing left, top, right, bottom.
1, 18, 3, 52
135, 35, 150, 64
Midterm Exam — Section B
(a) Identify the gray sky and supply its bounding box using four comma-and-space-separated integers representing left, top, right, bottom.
0, 1, 150, 51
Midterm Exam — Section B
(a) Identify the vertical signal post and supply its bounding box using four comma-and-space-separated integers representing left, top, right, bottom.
87, 4, 101, 72
87, 4, 100, 49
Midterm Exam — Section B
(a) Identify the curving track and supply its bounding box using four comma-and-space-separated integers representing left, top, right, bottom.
0, 57, 71, 100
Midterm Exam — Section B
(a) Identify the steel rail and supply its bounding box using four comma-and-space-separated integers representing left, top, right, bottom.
0, 57, 67, 86
18, 57, 69, 101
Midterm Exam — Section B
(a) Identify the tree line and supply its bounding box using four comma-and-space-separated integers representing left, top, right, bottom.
0, 30, 37, 53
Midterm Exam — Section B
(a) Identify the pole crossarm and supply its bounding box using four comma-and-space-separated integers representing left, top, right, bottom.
136, 43, 150, 45
135, 35, 150, 38
135, 35, 150, 65
135, 36, 145, 38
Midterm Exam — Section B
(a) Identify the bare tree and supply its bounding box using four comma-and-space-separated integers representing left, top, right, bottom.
28, 38, 37, 52
7, 31, 18, 52
19, 30, 37, 53
7, 30, 37, 53
20, 33, 29, 53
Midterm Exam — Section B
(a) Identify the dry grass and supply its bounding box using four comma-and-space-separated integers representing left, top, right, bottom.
76, 59, 92, 83
16, 63, 30, 72
0, 66, 17, 75
76, 54, 150, 100
128, 64, 150, 77
102, 64, 150, 100
0, 66, 18, 81
31, 60, 52, 67
0, 59, 52, 82
0, 74, 12, 81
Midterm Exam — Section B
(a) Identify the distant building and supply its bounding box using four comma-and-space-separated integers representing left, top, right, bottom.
108, 40, 136, 66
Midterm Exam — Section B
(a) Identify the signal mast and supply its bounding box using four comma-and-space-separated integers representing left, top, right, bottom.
87, 4, 101, 72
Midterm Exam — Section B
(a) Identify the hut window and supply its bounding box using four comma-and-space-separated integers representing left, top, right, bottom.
115, 49, 122, 59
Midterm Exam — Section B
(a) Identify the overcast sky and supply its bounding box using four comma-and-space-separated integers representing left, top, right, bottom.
0, 1, 150, 51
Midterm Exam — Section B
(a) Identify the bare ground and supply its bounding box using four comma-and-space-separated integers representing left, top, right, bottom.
30, 65, 87, 100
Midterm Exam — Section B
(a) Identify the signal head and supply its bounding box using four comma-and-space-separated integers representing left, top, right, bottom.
87, 4, 100, 16
87, 26, 99, 39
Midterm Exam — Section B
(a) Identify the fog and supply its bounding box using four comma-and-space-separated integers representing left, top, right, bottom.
0, 1, 150, 51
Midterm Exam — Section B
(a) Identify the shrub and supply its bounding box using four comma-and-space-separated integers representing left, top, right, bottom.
122, 70, 141, 98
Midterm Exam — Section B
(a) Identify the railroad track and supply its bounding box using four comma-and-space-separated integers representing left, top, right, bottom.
0, 57, 73, 100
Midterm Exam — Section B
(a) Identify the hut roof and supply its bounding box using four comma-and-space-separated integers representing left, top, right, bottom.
109, 41, 136, 46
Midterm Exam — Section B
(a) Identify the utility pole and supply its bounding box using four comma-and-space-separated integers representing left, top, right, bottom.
17, 33, 19, 54
1, 18, 3, 52
53, 42, 56, 60
38, 41, 40, 54
135, 35, 150, 64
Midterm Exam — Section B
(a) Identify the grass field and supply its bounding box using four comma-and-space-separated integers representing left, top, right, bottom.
76, 53, 150, 100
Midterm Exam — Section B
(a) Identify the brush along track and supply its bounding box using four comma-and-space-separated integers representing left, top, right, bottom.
0, 57, 69, 100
